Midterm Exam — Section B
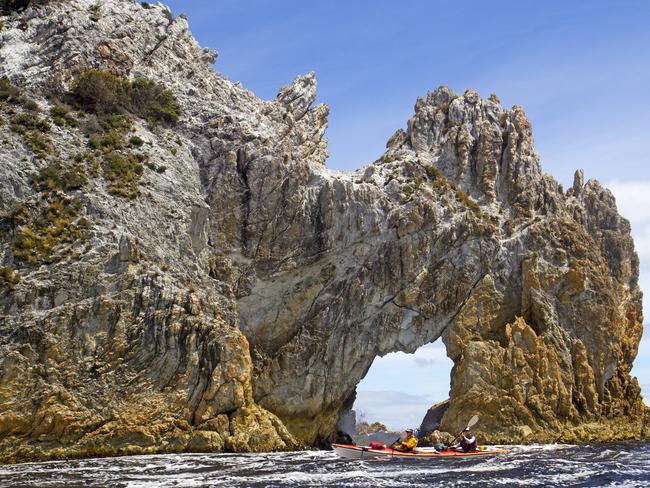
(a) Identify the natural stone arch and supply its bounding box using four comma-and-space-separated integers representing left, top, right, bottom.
0, 1, 644, 464
201, 80, 644, 445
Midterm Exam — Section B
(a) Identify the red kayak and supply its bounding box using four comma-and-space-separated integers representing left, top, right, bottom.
332, 443, 509, 460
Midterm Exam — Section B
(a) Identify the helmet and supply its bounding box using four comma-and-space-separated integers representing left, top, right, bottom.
405, 428, 414, 434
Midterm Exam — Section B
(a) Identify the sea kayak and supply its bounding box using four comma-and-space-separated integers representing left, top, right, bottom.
332, 443, 509, 460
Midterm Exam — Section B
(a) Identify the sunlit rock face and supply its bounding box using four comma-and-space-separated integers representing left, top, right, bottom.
0, 0, 645, 462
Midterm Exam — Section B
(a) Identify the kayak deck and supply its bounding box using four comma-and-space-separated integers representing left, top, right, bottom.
332, 443, 509, 460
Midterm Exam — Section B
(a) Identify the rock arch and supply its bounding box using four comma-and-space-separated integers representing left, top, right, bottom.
201, 79, 644, 444
0, 1, 645, 463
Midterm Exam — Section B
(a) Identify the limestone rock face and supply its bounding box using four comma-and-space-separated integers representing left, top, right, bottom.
0, 0, 645, 462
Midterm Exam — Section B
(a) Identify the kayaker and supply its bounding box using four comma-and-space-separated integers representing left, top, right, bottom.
391, 429, 418, 452
458, 429, 478, 452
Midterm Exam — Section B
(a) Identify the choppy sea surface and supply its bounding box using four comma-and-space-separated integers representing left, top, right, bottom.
1, 442, 649, 487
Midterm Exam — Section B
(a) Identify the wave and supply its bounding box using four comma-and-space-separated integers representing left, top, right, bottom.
1, 441, 648, 488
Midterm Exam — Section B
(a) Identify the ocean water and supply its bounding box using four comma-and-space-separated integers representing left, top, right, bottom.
1, 442, 648, 487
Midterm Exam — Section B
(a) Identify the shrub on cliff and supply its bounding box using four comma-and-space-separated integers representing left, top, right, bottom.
32, 160, 87, 193
1, 0, 51, 14
0, 266, 21, 292
50, 104, 79, 127
72, 70, 181, 124
0, 76, 21, 102
129, 78, 181, 124
11, 194, 88, 265
102, 153, 144, 199
72, 70, 126, 113
9, 112, 52, 158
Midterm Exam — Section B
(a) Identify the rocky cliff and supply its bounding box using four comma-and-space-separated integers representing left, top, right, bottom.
0, 0, 646, 463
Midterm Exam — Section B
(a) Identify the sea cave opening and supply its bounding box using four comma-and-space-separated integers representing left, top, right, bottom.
345, 338, 454, 440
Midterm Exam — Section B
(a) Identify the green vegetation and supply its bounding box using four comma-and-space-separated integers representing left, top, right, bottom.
129, 135, 144, 147
11, 194, 88, 265
50, 104, 78, 127
89, 3, 101, 22
0, 266, 21, 292
6, 157, 90, 267
1, 71, 174, 253
1, 0, 33, 14
425, 164, 441, 180
8, 203, 30, 227
32, 160, 87, 193
10, 112, 52, 158
11, 112, 50, 132
98, 129, 124, 150
11, 113, 52, 134
129, 78, 181, 123
0, 76, 21, 102
72, 70, 181, 124
424, 164, 481, 215
78, 112, 150, 197
99, 113, 132, 132
74, 150, 100, 177
22, 99, 39, 112
72, 70, 124, 113
455, 188, 481, 214
102, 153, 143, 199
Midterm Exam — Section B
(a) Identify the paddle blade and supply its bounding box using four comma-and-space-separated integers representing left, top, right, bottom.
466, 415, 479, 430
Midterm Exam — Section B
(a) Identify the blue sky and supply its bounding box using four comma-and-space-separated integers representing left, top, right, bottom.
164, 0, 650, 430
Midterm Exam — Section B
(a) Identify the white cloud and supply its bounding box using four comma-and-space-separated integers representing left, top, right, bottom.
354, 341, 452, 430
354, 390, 435, 432
355, 341, 452, 397
372, 341, 449, 369
413, 342, 449, 368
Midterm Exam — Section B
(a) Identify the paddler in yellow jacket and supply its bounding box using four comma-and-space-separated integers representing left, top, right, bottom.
391, 428, 418, 451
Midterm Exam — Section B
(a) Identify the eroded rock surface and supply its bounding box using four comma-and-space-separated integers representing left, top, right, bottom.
0, 0, 645, 462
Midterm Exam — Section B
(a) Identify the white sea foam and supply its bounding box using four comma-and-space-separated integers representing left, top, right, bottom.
1, 443, 648, 488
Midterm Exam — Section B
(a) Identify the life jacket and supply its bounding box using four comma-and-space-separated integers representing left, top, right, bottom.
394, 436, 418, 451
460, 434, 477, 452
